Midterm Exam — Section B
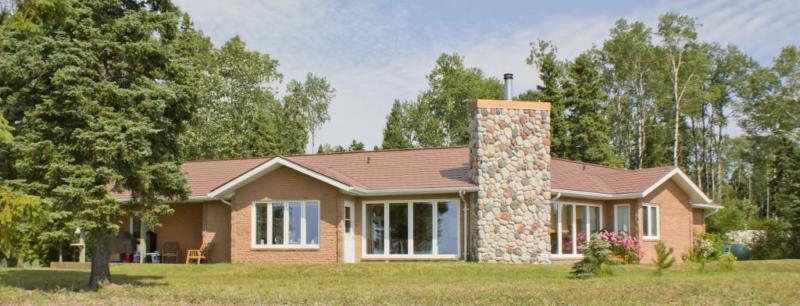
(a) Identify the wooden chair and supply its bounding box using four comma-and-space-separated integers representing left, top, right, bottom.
185, 242, 213, 264
161, 242, 180, 263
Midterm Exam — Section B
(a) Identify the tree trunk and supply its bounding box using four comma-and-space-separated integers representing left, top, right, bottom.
88, 231, 113, 290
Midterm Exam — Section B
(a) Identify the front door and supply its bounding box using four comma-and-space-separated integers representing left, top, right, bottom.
344, 201, 355, 263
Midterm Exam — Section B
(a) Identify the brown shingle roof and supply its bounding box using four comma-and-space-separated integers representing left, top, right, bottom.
110, 146, 677, 200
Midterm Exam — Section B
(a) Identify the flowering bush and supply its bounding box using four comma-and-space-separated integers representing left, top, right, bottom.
686, 232, 724, 270
594, 230, 642, 264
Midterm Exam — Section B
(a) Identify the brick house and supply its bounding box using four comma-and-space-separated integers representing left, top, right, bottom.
114, 88, 721, 264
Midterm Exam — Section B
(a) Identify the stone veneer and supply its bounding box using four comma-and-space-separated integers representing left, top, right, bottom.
469, 99, 552, 263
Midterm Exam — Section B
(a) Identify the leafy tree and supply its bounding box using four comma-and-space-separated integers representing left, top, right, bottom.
300, 73, 335, 152
348, 139, 365, 151
657, 12, 703, 166
317, 139, 365, 153
181, 35, 284, 160
280, 74, 334, 154
0, 0, 199, 289
380, 53, 502, 148
601, 19, 658, 169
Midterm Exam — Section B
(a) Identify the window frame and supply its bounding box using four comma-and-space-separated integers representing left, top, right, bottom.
641, 203, 660, 240
551, 201, 603, 257
251, 200, 321, 249
361, 199, 461, 260
613, 203, 631, 233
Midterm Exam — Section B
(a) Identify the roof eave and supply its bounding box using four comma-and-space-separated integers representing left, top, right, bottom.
552, 189, 642, 200
348, 186, 479, 196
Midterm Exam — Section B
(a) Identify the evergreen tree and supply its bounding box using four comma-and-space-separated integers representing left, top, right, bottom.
0, 0, 199, 289
381, 100, 413, 149
562, 51, 622, 166
527, 40, 569, 157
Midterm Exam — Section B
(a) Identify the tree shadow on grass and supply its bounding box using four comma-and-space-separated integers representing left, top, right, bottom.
0, 269, 165, 292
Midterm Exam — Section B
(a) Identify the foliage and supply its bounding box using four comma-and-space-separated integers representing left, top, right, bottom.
570, 234, 616, 279
718, 252, 737, 271
179, 36, 333, 159
686, 232, 725, 270
750, 219, 793, 260
380, 53, 502, 148
280, 74, 335, 154
596, 230, 642, 264
0, 0, 200, 289
0, 114, 47, 262
317, 139, 365, 153
652, 241, 676, 276
561, 50, 623, 166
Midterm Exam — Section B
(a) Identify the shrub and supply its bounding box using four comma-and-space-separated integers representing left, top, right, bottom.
718, 252, 737, 271
652, 241, 675, 276
570, 234, 616, 279
750, 219, 793, 260
686, 232, 724, 271
596, 230, 642, 264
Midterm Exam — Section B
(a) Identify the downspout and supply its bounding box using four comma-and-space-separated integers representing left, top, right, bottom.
551, 192, 562, 208
459, 189, 469, 261
705, 207, 721, 218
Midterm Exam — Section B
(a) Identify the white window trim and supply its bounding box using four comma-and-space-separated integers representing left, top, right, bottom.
613, 203, 631, 233
552, 201, 603, 256
642, 203, 660, 241
361, 199, 461, 260
251, 200, 320, 250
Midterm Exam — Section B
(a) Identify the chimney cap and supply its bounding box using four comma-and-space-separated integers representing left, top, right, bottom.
503, 73, 513, 80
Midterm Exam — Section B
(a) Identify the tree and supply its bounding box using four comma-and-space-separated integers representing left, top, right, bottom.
300, 73, 334, 153
380, 53, 502, 148
180, 35, 284, 160
0, 113, 47, 262
527, 40, 569, 157
280, 74, 334, 154
652, 241, 676, 276
562, 51, 622, 166
601, 19, 658, 169
348, 139, 365, 151
381, 100, 413, 149
317, 139, 365, 153
0, 0, 199, 289
657, 12, 703, 166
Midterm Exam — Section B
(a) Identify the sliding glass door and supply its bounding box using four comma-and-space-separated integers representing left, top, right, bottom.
364, 200, 460, 258
550, 203, 603, 256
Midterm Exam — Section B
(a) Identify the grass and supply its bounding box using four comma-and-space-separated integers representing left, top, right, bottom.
1, 260, 799, 305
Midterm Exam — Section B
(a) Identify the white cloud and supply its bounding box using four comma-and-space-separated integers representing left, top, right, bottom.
174, 0, 799, 150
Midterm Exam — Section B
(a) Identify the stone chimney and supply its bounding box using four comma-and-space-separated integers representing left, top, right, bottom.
469, 99, 552, 263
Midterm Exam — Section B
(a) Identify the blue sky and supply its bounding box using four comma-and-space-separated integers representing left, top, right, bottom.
173, 0, 800, 151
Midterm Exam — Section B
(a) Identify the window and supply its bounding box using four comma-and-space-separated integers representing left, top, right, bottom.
363, 200, 460, 258
614, 204, 630, 232
642, 203, 659, 239
551, 203, 603, 255
366, 204, 384, 254
252, 200, 320, 248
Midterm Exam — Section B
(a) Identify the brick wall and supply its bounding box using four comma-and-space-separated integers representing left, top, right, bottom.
640, 180, 694, 262
229, 166, 340, 263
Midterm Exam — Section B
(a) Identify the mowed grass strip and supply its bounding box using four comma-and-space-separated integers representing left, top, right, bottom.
1, 260, 798, 305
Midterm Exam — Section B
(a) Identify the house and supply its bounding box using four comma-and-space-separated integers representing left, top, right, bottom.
113, 78, 721, 264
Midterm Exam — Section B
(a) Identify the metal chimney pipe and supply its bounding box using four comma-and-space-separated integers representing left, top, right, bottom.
503, 73, 513, 101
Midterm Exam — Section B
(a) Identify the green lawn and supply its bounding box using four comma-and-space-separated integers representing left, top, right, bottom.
1, 260, 799, 305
